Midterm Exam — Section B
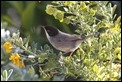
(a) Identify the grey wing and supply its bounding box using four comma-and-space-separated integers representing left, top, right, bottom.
65, 34, 82, 41
51, 34, 74, 52
58, 31, 81, 40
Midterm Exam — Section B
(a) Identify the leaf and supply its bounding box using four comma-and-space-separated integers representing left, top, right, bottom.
21, 1, 36, 29
7, 69, 13, 80
45, 5, 57, 15
63, 18, 70, 24
117, 54, 121, 60
112, 5, 117, 16
44, 44, 50, 51
38, 53, 48, 63
1, 75, 4, 81
53, 10, 64, 22
28, 66, 35, 74
113, 47, 121, 55
115, 16, 121, 24
25, 38, 29, 49
19, 37, 23, 45
43, 56, 57, 70
90, 9, 96, 16
2, 70, 7, 81
84, 59, 90, 66
1, 15, 13, 26
97, 66, 104, 74
81, 2, 87, 9
93, 64, 98, 73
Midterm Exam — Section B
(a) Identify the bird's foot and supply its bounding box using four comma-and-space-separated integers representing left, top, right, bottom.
63, 52, 73, 57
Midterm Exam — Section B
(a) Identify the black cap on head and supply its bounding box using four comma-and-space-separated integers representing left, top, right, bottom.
44, 26, 59, 36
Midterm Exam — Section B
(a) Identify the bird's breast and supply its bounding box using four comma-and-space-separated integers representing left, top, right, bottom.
47, 36, 72, 52
45, 31, 84, 52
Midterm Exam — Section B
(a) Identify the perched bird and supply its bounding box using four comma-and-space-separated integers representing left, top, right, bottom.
42, 26, 99, 57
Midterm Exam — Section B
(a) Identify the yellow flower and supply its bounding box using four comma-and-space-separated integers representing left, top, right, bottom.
9, 53, 25, 68
9, 53, 20, 64
3, 42, 13, 53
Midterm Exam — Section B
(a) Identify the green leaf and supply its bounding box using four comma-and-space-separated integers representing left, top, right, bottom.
112, 5, 117, 16
43, 56, 57, 69
93, 64, 98, 73
44, 44, 50, 51
24, 38, 29, 49
81, 2, 87, 9
63, 18, 70, 24
19, 37, 23, 45
53, 10, 64, 22
38, 53, 48, 63
84, 58, 90, 66
1, 75, 4, 81
115, 16, 121, 24
117, 54, 121, 60
1, 15, 13, 26
2, 70, 7, 81
21, 1, 36, 29
97, 66, 104, 75
90, 9, 96, 16
45, 5, 57, 15
28, 66, 35, 74
7, 69, 13, 80
113, 47, 121, 55
80, 2, 88, 13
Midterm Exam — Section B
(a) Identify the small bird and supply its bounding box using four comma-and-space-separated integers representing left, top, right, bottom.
42, 26, 99, 57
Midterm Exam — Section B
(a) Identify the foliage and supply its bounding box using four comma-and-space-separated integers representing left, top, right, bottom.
1, 1, 121, 81
1, 1, 70, 46
1, 69, 13, 81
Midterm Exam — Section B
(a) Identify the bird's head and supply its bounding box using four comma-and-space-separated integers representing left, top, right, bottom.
43, 26, 59, 36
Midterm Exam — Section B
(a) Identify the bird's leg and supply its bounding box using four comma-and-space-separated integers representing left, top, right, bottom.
69, 52, 73, 57
63, 52, 73, 57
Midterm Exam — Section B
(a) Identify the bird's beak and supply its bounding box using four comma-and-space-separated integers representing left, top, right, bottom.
40, 25, 47, 33
40, 25, 45, 28
40, 25, 46, 32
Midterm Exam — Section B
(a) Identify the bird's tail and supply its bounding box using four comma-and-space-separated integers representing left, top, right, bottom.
81, 32, 100, 40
